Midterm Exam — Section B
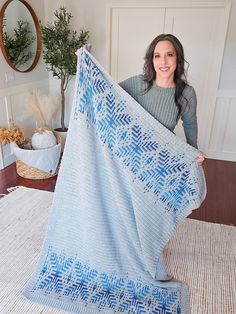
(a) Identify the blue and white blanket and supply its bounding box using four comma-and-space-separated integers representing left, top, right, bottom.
24, 48, 206, 313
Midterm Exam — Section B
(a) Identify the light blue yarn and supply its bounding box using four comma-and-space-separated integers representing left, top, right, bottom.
23, 48, 206, 314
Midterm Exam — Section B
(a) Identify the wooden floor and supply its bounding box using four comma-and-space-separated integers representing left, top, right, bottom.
0, 159, 236, 226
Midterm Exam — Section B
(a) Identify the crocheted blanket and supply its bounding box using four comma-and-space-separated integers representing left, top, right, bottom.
24, 48, 206, 313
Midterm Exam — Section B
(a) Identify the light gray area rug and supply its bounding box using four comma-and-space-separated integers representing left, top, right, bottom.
0, 186, 235, 313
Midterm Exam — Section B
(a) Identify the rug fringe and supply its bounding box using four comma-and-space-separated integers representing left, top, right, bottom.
7, 186, 22, 193
0, 186, 23, 199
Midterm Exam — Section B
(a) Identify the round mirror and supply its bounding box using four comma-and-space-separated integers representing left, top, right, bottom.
0, 0, 41, 72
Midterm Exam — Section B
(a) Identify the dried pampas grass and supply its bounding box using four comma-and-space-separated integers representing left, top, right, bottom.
26, 90, 59, 128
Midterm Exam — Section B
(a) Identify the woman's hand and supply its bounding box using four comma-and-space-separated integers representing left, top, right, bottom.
83, 43, 92, 52
196, 152, 205, 165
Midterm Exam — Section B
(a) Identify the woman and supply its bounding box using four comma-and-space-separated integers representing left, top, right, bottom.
119, 34, 205, 165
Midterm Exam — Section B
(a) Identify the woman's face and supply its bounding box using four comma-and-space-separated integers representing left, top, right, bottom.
152, 40, 177, 84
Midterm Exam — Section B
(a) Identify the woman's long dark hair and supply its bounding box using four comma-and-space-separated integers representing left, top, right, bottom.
143, 34, 189, 119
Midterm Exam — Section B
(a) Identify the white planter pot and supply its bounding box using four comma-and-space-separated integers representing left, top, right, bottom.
54, 129, 68, 151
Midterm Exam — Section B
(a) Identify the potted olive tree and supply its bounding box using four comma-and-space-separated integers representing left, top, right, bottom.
41, 7, 89, 133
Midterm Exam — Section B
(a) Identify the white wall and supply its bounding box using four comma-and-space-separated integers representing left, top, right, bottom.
0, 0, 235, 166
43, 0, 236, 127
219, 0, 236, 90
0, 0, 48, 90
43, 0, 235, 88
1, 0, 234, 95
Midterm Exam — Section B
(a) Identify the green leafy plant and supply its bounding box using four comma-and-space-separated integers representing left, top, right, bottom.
3, 16, 35, 67
41, 7, 89, 131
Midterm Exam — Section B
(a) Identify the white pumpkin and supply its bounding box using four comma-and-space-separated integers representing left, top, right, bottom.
32, 129, 57, 150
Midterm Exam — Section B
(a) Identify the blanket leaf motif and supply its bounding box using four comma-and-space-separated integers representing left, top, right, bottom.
24, 48, 206, 314
75, 54, 197, 215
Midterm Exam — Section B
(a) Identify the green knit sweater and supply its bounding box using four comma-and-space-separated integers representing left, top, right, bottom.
119, 74, 198, 148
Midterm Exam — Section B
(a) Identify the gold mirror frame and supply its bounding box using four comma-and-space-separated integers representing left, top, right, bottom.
0, 0, 41, 72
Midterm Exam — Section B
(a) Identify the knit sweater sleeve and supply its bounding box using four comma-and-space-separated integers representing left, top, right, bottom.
119, 75, 141, 99
181, 87, 198, 149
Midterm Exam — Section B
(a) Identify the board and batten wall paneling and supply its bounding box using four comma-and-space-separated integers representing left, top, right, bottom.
0, 79, 49, 169
0, 94, 14, 169
207, 91, 236, 161
108, 6, 166, 82
163, 5, 230, 155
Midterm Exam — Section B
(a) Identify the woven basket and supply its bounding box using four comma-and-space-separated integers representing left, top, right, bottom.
15, 133, 61, 180
16, 159, 59, 179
